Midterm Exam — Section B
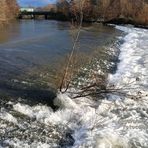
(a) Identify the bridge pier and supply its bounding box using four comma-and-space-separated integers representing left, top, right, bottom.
45, 15, 48, 20
32, 15, 36, 19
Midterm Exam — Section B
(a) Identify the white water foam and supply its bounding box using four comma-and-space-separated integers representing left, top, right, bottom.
108, 26, 148, 96
0, 110, 17, 124
1, 25, 148, 148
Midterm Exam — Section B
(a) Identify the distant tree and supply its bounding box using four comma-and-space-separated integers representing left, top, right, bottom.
41, 4, 57, 12
55, 0, 148, 25
69, 0, 96, 21
56, 0, 70, 17
0, 0, 19, 23
56, 0, 98, 21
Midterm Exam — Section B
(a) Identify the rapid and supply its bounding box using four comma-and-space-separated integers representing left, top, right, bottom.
0, 25, 148, 148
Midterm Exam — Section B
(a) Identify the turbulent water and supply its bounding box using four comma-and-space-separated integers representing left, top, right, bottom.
0, 25, 148, 148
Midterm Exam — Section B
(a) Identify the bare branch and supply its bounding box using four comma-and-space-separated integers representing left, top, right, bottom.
59, 0, 86, 92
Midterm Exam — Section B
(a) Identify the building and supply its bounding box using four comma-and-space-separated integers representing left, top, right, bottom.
20, 7, 34, 12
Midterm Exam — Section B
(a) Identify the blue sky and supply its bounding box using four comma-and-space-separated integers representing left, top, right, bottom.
18, 0, 56, 7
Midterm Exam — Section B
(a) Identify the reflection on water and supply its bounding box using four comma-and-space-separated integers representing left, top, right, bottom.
0, 20, 121, 101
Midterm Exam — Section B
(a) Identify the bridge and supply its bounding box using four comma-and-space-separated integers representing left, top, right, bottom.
18, 11, 57, 19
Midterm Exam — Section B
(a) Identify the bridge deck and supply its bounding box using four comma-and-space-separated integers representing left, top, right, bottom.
20, 11, 55, 15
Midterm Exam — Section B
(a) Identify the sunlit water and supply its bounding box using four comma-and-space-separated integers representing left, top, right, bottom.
0, 21, 148, 147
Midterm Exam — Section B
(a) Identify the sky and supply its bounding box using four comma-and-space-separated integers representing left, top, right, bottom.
17, 0, 56, 7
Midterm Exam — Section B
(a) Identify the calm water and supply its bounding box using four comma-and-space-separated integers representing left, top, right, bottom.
0, 20, 120, 100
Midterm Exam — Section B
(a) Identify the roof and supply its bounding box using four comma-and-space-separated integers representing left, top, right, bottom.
20, 7, 34, 9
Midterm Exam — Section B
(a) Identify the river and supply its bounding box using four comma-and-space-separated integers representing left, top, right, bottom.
0, 20, 120, 105
0, 20, 148, 148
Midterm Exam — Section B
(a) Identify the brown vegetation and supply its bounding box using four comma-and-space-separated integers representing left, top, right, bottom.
56, 0, 148, 26
70, 0, 94, 21
0, 0, 19, 26
56, 0, 70, 18
98, 0, 148, 26
36, 4, 57, 12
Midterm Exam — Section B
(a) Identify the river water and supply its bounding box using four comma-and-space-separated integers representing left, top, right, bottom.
0, 20, 148, 147
0, 20, 119, 104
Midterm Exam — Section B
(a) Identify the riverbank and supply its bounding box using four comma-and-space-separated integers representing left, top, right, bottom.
46, 0, 148, 29
102, 19, 148, 29
17, 13, 148, 30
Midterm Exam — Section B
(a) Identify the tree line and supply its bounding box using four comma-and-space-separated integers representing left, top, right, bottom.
54, 0, 148, 25
56, 0, 99, 21
30, 0, 148, 25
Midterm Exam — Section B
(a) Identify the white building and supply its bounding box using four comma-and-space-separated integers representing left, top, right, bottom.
20, 7, 34, 12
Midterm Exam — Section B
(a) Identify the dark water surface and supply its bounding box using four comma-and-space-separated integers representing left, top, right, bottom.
0, 20, 121, 104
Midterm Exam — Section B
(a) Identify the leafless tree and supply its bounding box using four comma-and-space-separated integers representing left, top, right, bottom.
59, 0, 86, 93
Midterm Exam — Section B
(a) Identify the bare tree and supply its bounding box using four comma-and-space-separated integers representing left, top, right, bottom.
59, 0, 86, 93
56, 0, 70, 17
